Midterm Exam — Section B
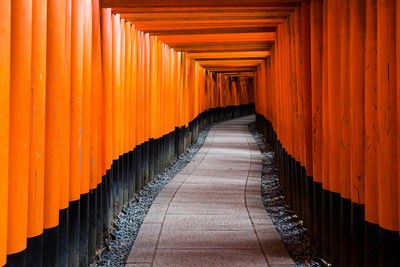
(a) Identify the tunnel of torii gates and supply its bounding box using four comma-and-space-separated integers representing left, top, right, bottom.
1, 0, 400, 266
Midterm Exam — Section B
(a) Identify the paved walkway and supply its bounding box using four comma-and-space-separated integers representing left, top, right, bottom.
127, 115, 294, 267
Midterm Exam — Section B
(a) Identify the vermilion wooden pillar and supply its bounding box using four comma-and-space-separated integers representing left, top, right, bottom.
339, 1, 351, 265
0, 1, 10, 265
81, 0, 92, 264
8, 1, 32, 263
27, 0, 46, 264
310, 0, 323, 252
377, 0, 398, 266
364, 1, 379, 266
70, 0, 84, 264
44, 0, 66, 265
100, 7, 113, 228
321, 0, 331, 260
349, 1, 366, 266
101, 8, 113, 179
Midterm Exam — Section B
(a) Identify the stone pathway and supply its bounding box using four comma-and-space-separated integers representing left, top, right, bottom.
126, 115, 294, 267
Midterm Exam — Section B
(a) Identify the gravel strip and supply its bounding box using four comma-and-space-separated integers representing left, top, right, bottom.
248, 122, 321, 267
94, 125, 213, 267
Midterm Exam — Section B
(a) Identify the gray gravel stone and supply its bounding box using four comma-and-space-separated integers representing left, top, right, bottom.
248, 122, 321, 267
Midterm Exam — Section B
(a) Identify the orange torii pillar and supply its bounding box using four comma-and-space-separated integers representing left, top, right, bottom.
349, 0, 366, 265
7, 1, 32, 265
112, 13, 122, 212
0, 1, 10, 266
44, 0, 67, 266
69, 0, 84, 264
321, 0, 330, 260
338, 0, 351, 265
364, 0, 379, 265
63, 2, 72, 265
26, 0, 46, 265
310, 0, 323, 253
377, 0, 398, 265
100, 7, 114, 231
91, 0, 104, 256
81, 0, 92, 264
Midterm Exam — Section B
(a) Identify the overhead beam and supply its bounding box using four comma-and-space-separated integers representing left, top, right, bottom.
131, 21, 282, 31
144, 27, 276, 35
169, 41, 273, 52
119, 11, 290, 21
188, 51, 270, 59
157, 32, 275, 44
101, 0, 301, 8
205, 66, 256, 71
196, 59, 265, 66
111, 7, 297, 13
201, 63, 261, 67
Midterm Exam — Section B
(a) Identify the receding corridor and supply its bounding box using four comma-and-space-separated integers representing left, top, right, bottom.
127, 116, 293, 267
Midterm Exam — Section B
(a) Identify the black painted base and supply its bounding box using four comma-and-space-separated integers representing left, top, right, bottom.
68, 199, 80, 266
6, 249, 26, 267
27, 234, 43, 267
43, 226, 58, 267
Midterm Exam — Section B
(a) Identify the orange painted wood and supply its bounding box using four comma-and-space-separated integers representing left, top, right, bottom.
349, 0, 365, 204
144, 33, 150, 140
339, 0, 351, 199
83, 0, 93, 192
125, 21, 132, 150
0, 1, 10, 263
8, 0, 32, 253
45, 0, 67, 229
120, 19, 126, 154
377, 0, 398, 231
327, 0, 341, 194
132, 21, 281, 31
187, 51, 270, 60
364, 0, 378, 225
310, 0, 323, 184
61, 0, 72, 209
69, 1, 85, 201
112, 13, 121, 159
157, 33, 275, 44
100, 0, 301, 8
149, 36, 156, 138
397, 0, 400, 230
28, 0, 46, 238
101, 8, 113, 171
92, 0, 103, 182
321, 0, 329, 190
70, 0, 84, 201
131, 25, 137, 149
147, 27, 275, 36
119, 11, 290, 21
301, 1, 313, 176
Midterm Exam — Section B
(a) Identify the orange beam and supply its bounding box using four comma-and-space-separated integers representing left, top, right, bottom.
146, 27, 275, 36
100, 0, 301, 8
157, 32, 275, 44
70, 0, 84, 201
111, 6, 297, 13
188, 51, 270, 59
119, 11, 290, 21
169, 41, 273, 52
132, 21, 281, 31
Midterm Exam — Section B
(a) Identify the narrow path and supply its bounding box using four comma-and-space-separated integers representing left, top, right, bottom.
126, 116, 294, 267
